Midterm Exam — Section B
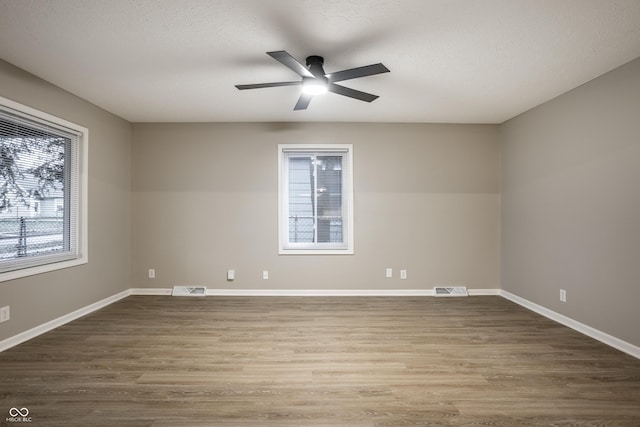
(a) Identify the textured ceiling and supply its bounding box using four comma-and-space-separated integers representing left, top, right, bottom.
1, 0, 639, 123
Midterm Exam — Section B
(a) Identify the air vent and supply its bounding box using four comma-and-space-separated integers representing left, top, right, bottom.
434, 286, 468, 297
171, 286, 207, 297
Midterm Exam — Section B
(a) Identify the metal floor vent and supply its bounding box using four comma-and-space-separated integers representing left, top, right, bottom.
172, 286, 207, 297
434, 286, 468, 297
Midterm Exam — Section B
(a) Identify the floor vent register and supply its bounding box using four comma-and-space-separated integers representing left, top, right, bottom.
433, 286, 468, 297
171, 286, 207, 297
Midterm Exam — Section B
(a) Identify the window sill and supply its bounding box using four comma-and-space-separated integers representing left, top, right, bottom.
0, 256, 88, 282
279, 248, 354, 255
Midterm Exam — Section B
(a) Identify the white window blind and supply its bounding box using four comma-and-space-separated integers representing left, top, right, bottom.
0, 97, 87, 280
278, 144, 353, 254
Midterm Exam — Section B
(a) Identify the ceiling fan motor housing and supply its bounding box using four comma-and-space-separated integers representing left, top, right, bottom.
306, 55, 326, 76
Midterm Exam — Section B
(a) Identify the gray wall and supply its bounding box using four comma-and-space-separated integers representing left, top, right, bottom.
131, 122, 500, 291
0, 60, 132, 341
500, 57, 640, 346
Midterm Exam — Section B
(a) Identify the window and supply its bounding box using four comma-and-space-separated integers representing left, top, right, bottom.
0, 96, 88, 281
278, 144, 353, 254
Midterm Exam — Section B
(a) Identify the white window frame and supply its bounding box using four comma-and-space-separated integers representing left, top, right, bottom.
278, 144, 354, 255
0, 96, 88, 282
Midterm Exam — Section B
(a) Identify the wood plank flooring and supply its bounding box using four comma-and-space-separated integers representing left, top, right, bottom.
1, 296, 639, 426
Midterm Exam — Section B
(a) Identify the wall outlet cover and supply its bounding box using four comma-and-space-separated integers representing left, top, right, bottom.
560, 289, 567, 302
0, 306, 10, 322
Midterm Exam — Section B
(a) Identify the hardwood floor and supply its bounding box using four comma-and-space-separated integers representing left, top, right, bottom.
1, 296, 639, 426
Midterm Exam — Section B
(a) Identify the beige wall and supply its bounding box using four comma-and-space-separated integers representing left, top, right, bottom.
500, 57, 640, 346
0, 60, 132, 341
132, 122, 500, 291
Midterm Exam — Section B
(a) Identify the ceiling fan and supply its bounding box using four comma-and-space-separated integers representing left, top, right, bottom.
235, 50, 390, 110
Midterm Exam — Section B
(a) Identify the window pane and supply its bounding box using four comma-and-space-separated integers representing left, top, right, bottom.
287, 156, 314, 242
316, 155, 342, 243
0, 116, 69, 262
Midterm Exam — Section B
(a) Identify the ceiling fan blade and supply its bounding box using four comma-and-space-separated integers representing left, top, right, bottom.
293, 93, 313, 110
267, 51, 314, 78
235, 81, 301, 90
328, 83, 379, 102
326, 63, 390, 83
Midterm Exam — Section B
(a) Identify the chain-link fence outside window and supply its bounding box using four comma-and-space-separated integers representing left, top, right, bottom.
0, 217, 64, 260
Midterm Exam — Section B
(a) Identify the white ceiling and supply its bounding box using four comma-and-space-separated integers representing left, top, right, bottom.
1, 0, 640, 124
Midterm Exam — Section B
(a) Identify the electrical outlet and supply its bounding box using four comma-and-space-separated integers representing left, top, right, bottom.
227, 269, 235, 281
560, 289, 567, 302
0, 306, 9, 323
400, 269, 407, 280
263, 270, 269, 280
385, 268, 393, 278
148, 268, 155, 279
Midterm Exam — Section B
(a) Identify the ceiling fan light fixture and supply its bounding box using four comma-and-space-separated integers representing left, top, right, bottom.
301, 77, 328, 95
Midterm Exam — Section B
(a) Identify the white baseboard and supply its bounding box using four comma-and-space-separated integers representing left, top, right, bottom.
500, 290, 640, 360
0, 289, 131, 353
206, 289, 502, 296
205, 288, 441, 296
130, 287, 172, 295
129, 288, 504, 297
468, 288, 501, 296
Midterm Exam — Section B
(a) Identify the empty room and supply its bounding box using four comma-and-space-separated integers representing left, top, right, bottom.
1, 1, 640, 425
